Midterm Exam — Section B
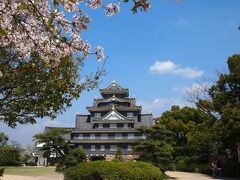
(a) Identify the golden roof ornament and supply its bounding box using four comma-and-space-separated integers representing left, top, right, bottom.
112, 104, 115, 110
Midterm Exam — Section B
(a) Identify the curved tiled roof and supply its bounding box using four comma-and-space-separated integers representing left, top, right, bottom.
93, 96, 134, 106
99, 81, 129, 96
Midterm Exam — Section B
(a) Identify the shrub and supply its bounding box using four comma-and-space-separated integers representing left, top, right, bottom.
198, 164, 212, 175
64, 161, 163, 180
174, 156, 200, 172
56, 147, 86, 172
0, 146, 20, 166
222, 160, 240, 178
0, 167, 5, 177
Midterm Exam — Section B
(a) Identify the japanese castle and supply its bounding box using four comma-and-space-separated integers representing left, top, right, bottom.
35, 81, 154, 164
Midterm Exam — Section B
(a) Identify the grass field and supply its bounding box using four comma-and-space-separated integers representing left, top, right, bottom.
0, 166, 58, 176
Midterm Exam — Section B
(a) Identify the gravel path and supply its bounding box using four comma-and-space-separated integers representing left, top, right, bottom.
2, 171, 239, 180
166, 171, 214, 180
166, 171, 240, 180
2, 174, 64, 180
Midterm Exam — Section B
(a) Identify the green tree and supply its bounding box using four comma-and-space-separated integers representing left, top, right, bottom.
0, 48, 102, 127
134, 125, 174, 173
0, 145, 21, 166
196, 54, 240, 162
34, 128, 86, 171
34, 128, 70, 160
185, 118, 219, 163
157, 106, 209, 158
114, 147, 123, 161
64, 148, 86, 168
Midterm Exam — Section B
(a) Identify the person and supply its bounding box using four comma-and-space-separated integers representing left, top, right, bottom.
216, 159, 223, 178
211, 161, 217, 178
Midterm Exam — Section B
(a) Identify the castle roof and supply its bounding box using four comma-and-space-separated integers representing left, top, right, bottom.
99, 80, 129, 97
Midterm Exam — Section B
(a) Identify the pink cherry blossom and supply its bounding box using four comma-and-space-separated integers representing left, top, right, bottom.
95, 46, 105, 61
0, 0, 122, 67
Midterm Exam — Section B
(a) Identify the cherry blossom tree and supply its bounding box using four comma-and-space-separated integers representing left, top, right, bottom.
0, 0, 152, 75
0, 0, 152, 127
0, 0, 151, 65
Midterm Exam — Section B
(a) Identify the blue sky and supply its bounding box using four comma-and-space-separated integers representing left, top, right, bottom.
1, 0, 240, 146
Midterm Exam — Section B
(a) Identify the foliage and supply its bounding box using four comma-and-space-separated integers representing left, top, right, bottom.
0, 0, 108, 66
34, 128, 70, 160
0, 132, 8, 147
20, 144, 35, 165
34, 128, 86, 171
64, 161, 163, 180
63, 148, 86, 168
185, 119, 220, 163
222, 159, 240, 178
196, 55, 240, 161
0, 145, 21, 166
198, 164, 212, 175
185, 54, 240, 177
174, 156, 199, 172
0, 167, 5, 177
157, 105, 213, 163
114, 147, 123, 161
0, 0, 156, 67
134, 124, 174, 172
136, 106, 215, 173
0, 48, 102, 127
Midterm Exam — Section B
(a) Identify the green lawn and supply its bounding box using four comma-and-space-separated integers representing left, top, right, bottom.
0, 166, 58, 176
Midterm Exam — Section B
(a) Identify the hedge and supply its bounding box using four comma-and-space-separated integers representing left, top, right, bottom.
174, 156, 199, 172
64, 161, 163, 180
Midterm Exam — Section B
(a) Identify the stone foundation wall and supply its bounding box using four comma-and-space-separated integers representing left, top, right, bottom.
105, 155, 115, 161
105, 154, 139, 161
122, 154, 139, 161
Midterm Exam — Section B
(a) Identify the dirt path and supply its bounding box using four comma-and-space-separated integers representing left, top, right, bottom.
2, 174, 64, 180
166, 171, 240, 180
166, 171, 214, 180
2, 171, 239, 180
2, 172, 211, 180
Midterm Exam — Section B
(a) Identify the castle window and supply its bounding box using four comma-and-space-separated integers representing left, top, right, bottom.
127, 112, 134, 117
79, 134, 83, 139
110, 123, 117, 128
98, 124, 103, 128
100, 145, 105, 151
127, 145, 132, 151
74, 134, 79, 139
101, 134, 108, 139
90, 134, 95, 139
115, 133, 122, 139
110, 145, 117, 151
91, 145, 95, 151
123, 123, 128, 129
94, 113, 101, 118
127, 133, 134, 139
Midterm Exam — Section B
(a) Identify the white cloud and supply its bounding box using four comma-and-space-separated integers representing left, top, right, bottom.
43, 120, 62, 127
137, 97, 189, 116
181, 82, 210, 94
149, 60, 204, 78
